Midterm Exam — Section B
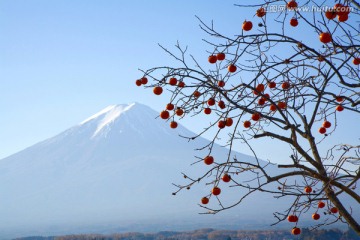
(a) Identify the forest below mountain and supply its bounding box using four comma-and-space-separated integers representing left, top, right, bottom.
17, 228, 360, 240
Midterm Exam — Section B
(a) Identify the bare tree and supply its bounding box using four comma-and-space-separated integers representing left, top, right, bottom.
136, 0, 360, 235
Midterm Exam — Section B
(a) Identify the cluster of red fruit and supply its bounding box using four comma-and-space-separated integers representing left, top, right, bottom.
253, 1, 349, 125
239, 81, 291, 128
135, 76, 189, 129
136, 21, 346, 135
285, 1, 351, 27
319, 3, 360, 65
135, 77, 148, 86
206, 53, 237, 128
318, 120, 331, 135
139, 76, 186, 96
217, 118, 233, 129
208, 52, 237, 73
317, 97, 345, 135
319, 2, 352, 44
325, 3, 351, 22
203, 97, 227, 114
200, 155, 232, 205
254, 0, 354, 56
138, 84, 344, 135
287, 187, 339, 235
335, 96, 345, 112
158, 102, 184, 129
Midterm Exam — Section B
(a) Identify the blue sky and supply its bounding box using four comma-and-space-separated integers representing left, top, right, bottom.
0, 1, 358, 166
1, 0, 233, 158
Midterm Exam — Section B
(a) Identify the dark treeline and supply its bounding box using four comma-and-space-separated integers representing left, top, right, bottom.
16, 228, 360, 240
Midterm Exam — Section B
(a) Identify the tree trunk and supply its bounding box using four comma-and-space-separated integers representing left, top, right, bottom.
326, 189, 360, 235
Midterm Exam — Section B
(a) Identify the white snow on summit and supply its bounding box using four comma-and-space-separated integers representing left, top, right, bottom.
80, 103, 136, 137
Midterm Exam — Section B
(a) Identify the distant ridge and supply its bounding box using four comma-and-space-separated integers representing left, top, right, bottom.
15, 228, 360, 240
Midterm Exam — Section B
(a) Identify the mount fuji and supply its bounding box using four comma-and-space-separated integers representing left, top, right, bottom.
0, 103, 356, 239
0, 103, 267, 237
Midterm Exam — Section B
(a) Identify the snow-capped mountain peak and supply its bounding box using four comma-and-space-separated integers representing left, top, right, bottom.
80, 103, 136, 137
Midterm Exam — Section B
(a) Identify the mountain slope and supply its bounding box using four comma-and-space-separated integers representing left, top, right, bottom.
0, 103, 267, 237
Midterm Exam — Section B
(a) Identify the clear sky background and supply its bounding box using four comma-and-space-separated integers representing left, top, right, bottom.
0, 1, 358, 166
